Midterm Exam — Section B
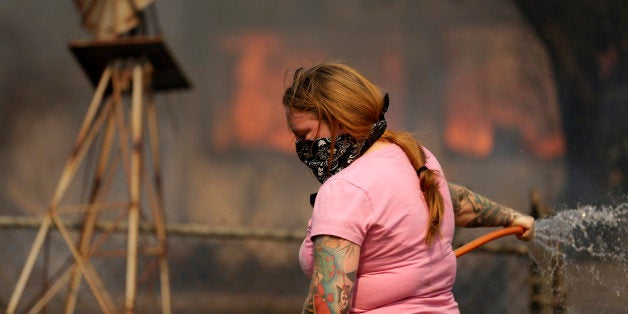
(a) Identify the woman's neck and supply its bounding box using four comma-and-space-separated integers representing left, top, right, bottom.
364, 140, 390, 155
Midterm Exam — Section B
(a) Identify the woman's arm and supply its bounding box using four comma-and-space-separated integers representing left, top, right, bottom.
448, 183, 535, 240
303, 235, 360, 314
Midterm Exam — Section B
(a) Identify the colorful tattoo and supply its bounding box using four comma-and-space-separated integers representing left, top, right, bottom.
448, 183, 520, 227
303, 235, 359, 314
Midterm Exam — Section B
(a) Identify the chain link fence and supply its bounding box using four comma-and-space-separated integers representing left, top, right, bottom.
0, 216, 533, 313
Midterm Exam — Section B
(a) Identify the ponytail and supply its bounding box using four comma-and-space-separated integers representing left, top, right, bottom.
381, 130, 444, 245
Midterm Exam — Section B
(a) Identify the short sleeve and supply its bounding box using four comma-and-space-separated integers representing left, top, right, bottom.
309, 179, 373, 246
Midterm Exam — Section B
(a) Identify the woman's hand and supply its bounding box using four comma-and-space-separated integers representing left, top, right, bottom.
511, 214, 535, 241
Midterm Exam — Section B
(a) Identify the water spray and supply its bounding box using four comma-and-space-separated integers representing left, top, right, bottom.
453, 203, 626, 311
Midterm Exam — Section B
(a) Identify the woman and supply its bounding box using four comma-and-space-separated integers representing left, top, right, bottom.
283, 62, 533, 313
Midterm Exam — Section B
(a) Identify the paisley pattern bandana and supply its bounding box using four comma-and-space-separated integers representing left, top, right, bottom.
296, 94, 389, 183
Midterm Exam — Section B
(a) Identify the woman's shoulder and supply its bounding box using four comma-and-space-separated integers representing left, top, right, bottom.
332, 143, 415, 186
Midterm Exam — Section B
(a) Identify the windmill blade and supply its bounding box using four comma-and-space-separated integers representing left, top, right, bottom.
74, 0, 154, 39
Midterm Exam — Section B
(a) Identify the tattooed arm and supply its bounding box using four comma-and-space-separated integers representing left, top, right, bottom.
448, 183, 535, 240
303, 235, 360, 314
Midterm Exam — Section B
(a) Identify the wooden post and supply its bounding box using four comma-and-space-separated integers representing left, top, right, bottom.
7, 216, 53, 314
65, 69, 122, 314
10, 41, 180, 312
528, 189, 566, 313
125, 63, 144, 314
146, 98, 172, 314
50, 213, 116, 313
7, 67, 112, 314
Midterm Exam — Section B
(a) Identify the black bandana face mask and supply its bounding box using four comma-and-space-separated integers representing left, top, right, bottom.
295, 94, 389, 184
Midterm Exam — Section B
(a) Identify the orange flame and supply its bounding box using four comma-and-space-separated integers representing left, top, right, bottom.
213, 32, 293, 153
443, 26, 565, 159
216, 28, 564, 160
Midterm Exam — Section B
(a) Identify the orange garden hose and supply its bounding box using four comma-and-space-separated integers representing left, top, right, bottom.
454, 226, 524, 258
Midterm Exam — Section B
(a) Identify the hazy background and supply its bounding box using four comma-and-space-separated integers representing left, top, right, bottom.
1, 0, 623, 313
0, 0, 565, 226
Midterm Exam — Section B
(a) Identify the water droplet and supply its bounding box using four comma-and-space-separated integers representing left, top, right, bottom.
527, 202, 627, 311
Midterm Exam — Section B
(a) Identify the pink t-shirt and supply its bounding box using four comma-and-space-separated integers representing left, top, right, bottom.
299, 144, 458, 313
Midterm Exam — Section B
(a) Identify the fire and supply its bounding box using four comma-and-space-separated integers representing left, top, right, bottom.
443, 26, 565, 159
213, 31, 298, 153
216, 28, 565, 160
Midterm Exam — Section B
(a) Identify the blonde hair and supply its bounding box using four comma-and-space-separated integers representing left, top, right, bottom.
283, 62, 444, 245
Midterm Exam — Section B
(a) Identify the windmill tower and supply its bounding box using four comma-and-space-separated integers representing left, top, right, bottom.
7, 1, 190, 313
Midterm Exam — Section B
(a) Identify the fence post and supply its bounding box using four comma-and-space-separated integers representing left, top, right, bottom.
528, 189, 566, 313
